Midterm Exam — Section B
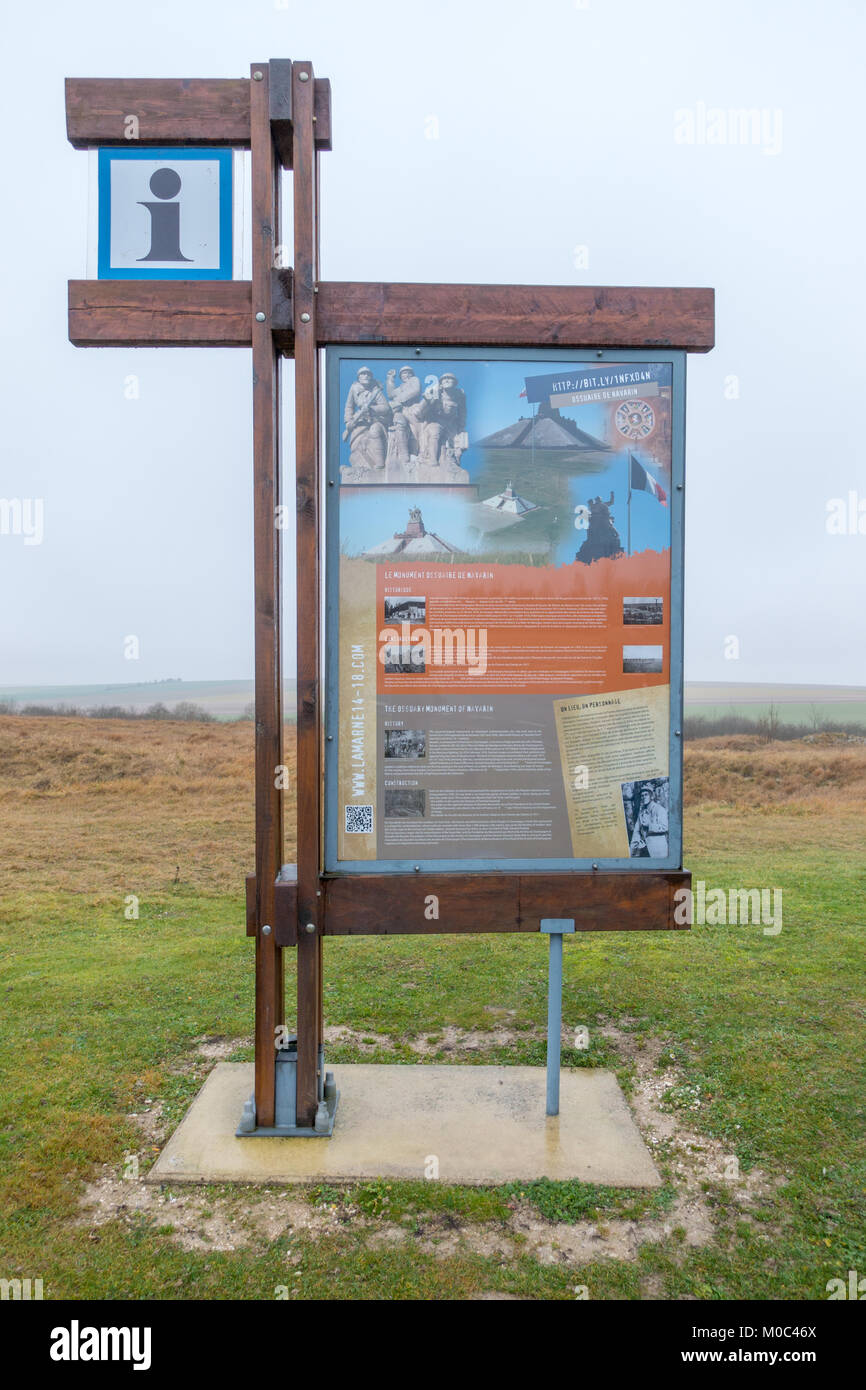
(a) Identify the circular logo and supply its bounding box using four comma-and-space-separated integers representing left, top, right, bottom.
615, 399, 655, 440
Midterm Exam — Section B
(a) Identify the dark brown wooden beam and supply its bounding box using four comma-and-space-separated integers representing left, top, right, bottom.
250, 63, 284, 1129
313, 78, 332, 152
292, 60, 324, 1130
271, 268, 294, 346
68, 279, 252, 347
65, 77, 252, 147
65, 71, 331, 154
247, 872, 298, 943
314, 282, 714, 351
268, 59, 293, 169
68, 278, 712, 354
249, 869, 690, 943
311, 870, 690, 941
245, 874, 257, 936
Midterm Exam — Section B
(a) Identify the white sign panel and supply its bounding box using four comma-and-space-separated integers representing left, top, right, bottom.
97, 148, 233, 280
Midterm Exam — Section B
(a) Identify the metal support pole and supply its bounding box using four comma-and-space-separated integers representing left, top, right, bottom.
540, 919, 575, 1116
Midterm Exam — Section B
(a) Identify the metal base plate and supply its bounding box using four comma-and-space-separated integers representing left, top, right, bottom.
236, 1088, 339, 1139
236, 1037, 338, 1138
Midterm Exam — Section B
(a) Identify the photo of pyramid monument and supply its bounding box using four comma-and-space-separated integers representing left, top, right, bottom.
467, 403, 614, 561
475, 402, 612, 463
364, 506, 458, 560
481, 481, 540, 516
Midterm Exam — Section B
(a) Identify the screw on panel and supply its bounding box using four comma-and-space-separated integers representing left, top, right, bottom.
304, 922, 316, 934
298, 71, 310, 82
255, 312, 266, 322
300, 312, 311, 323
253, 71, 264, 81
261, 924, 272, 936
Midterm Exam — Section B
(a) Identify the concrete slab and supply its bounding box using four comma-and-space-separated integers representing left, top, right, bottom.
148, 1064, 660, 1187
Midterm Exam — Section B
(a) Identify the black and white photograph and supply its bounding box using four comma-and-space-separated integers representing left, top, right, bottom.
382, 642, 426, 674
623, 596, 664, 625
384, 728, 427, 760
383, 596, 426, 624
383, 788, 426, 819
621, 777, 670, 859
622, 644, 664, 674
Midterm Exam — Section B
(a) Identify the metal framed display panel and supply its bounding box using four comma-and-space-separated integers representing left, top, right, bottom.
324, 345, 686, 877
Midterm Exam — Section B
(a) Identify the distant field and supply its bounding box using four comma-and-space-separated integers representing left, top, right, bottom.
684, 683, 866, 728
3, 679, 864, 729
0, 679, 296, 722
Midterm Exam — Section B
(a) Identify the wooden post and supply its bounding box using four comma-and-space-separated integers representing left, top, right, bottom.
251, 63, 284, 1129
292, 60, 323, 1129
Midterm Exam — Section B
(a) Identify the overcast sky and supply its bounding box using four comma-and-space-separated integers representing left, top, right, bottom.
1, 0, 864, 688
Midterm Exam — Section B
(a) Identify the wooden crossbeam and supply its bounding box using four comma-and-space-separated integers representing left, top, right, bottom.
68, 279, 714, 352
65, 75, 332, 151
244, 869, 691, 943
313, 282, 715, 351
66, 78, 252, 146
323, 871, 690, 938
67, 280, 252, 347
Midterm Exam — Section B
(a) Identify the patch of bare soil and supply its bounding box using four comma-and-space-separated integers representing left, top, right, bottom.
76, 1179, 366, 1255
192, 1034, 250, 1062
324, 1022, 528, 1054
77, 1021, 782, 1281
409, 1025, 526, 1055
323, 1025, 396, 1052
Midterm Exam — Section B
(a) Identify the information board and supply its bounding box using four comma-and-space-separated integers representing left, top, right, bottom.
325, 348, 685, 874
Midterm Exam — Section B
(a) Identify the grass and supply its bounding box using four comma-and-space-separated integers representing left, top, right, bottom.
0, 716, 863, 1300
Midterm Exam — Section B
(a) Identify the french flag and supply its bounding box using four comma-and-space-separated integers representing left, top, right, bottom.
629, 453, 667, 506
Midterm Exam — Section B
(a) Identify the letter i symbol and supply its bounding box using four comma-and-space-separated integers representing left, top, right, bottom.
138, 167, 192, 262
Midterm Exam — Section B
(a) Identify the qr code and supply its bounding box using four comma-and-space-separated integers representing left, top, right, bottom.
345, 804, 374, 834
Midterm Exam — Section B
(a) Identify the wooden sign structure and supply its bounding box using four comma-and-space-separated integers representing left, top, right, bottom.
66, 60, 714, 1137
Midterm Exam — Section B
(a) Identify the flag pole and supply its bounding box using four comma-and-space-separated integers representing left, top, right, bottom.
627, 451, 632, 556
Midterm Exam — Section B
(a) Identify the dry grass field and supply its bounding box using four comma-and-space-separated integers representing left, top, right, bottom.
0, 716, 864, 899
0, 716, 284, 899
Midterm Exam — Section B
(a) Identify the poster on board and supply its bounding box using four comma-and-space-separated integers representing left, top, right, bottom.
325, 350, 684, 872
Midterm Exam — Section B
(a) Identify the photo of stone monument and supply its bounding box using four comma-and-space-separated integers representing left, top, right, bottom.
365, 506, 458, 559
341, 365, 471, 485
575, 492, 624, 565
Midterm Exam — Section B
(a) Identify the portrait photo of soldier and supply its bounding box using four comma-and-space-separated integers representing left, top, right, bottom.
342, 366, 392, 472
621, 777, 670, 858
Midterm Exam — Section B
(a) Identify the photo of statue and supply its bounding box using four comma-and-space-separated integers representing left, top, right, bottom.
385, 366, 425, 466
575, 491, 624, 564
417, 371, 468, 470
342, 366, 392, 473
340, 365, 470, 485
